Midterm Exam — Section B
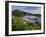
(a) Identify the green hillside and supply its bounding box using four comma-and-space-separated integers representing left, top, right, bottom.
12, 9, 32, 17
12, 9, 41, 31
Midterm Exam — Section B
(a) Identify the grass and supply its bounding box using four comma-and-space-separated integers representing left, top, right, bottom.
12, 16, 41, 31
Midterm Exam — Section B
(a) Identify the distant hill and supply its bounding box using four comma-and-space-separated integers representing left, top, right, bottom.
12, 9, 41, 17
12, 9, 32, 16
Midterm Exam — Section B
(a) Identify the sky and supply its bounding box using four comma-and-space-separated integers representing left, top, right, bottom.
12, 5, 41, 14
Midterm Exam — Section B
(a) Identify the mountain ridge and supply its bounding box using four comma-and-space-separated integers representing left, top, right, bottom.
12, 9, 41, 16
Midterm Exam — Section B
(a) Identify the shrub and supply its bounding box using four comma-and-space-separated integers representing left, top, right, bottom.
12, 16, 29, 31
